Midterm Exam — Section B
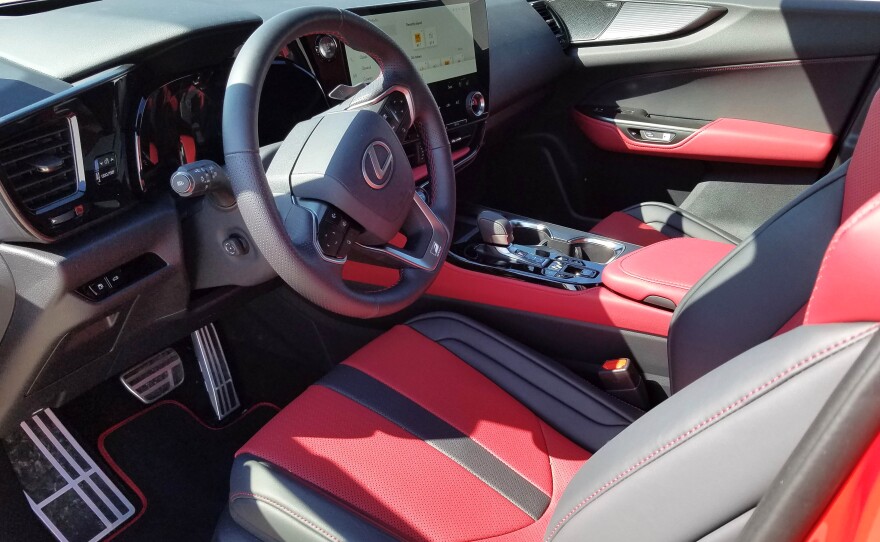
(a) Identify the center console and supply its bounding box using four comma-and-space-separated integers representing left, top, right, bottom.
450, 208, 635, 290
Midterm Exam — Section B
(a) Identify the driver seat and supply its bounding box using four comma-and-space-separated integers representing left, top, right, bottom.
215, 95, 880, 541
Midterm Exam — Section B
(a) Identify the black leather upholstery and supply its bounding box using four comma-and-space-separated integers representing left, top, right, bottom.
407, 312, 643, 452
547, 322, 878, 541
669, 165, 847, 392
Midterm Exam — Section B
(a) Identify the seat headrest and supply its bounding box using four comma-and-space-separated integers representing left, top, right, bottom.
843, 90, 880, 221
805, 192, 880, 325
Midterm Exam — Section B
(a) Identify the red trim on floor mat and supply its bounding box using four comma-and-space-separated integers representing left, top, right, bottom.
97, 400, 280, 540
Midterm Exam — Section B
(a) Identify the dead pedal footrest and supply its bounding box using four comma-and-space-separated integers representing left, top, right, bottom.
3, 409, 135, 542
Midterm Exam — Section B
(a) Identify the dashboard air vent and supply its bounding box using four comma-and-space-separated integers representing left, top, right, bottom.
0, 117, 83, 212
529, 0, 569, 48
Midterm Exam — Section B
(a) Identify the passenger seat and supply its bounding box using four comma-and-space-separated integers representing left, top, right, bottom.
589, 202, 740, 246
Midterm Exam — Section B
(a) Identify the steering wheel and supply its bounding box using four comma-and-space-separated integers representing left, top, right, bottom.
222, 7, 455, 318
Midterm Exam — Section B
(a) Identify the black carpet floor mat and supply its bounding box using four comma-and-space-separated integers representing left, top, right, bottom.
98, 400, 278, 541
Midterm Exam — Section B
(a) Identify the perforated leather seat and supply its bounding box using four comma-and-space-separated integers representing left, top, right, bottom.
215, 93, 880, 541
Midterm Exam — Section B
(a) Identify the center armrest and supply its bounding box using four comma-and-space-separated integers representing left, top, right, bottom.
602, 238, 735, 310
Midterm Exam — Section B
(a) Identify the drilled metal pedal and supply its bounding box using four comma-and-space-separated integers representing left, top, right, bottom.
120, 348, 185, 404
3, 409, 135, 542
192, 323, 240, 420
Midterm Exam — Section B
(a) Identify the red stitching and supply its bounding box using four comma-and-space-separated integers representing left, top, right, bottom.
230, 492, 342, 542
805, 196, 880, 323
544, 324, 880, 541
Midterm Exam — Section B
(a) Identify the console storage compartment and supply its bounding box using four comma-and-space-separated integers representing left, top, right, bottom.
602, 238, 735, 310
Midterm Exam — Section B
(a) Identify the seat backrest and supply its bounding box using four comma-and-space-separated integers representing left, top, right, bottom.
667, 90, 880, 393
546, 191, 880, 542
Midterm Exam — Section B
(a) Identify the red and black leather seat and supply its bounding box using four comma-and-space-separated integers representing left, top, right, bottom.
214, 94, 880, 541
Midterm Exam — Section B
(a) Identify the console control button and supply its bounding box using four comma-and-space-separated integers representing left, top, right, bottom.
106, 268, 124, 288
466, 91, 486, 117
94, 152, 118, 185
87, 278, 111, 298
514, 249, 549, 267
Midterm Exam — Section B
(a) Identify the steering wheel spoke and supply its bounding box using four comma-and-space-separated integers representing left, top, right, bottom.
347, 83, 416, 146
353, 194, 448, 271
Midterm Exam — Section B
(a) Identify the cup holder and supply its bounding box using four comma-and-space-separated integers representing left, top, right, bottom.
511, 221, 551, 246
568, 238, 622, 264
510, 220, 624, 264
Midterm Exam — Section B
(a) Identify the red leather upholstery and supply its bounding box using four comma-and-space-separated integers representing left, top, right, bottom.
238, 325, 590, 541
843, 92, 880, 221
602, 238, 735, 308
343, 260, 674, 336
589, 211, 671, 246
572, 110, 835, 168
805, 192, 880, 325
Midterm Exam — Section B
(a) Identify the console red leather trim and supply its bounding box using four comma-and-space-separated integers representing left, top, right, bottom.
239, 327, 589, 541
342, 261, 673, 336
805, 192, 880, 325
589, 211, 670, 246
572, 110, 835, 168
602, 238, 735, 308
843, 91, 880, 221
412, 147, 471, 182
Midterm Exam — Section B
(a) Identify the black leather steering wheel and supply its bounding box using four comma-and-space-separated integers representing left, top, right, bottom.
223, 7, 455, 318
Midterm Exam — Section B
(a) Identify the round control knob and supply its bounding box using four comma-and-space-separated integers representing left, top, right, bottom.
466, 91, 486, 117
315, 35, 339, 61
170, 171, 195, 196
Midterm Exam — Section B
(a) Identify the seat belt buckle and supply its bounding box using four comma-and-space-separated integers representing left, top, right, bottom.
598, 358, 651, 410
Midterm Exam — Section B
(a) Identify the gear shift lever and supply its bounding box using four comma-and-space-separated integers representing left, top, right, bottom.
478, 211, 514, 246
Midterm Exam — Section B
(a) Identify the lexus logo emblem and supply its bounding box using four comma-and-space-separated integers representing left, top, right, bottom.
362, 141, 394, 189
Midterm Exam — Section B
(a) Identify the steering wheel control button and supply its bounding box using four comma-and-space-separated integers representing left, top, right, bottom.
466, 91, 486, 117
222, 235, 250, 257
318, 207, 359, 258
362, 141, 394, 189
315, 35, 339, 61
379, 92, 412, 141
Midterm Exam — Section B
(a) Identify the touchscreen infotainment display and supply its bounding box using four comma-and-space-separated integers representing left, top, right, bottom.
346, 3, 478, 86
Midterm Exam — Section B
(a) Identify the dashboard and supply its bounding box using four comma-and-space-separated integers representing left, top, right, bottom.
0, 0, 569, 435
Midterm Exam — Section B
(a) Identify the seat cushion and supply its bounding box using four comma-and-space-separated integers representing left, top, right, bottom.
228, 314, 639, 542
591, 202, 740, 246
